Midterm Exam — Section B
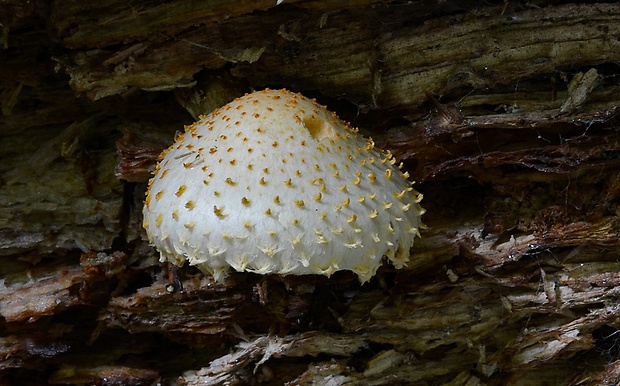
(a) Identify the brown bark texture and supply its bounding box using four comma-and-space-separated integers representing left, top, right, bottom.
1, 0, 620, 385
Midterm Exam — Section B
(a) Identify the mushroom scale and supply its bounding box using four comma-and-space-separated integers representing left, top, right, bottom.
143, 89, 425, 283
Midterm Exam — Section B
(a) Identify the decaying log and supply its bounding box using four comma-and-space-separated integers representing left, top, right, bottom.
1, 0, 620, 385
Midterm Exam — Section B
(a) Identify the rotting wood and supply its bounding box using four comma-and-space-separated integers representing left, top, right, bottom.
1, 1, 620, 385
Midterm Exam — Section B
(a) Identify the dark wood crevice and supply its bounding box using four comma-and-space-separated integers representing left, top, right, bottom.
1, 1, 620, 384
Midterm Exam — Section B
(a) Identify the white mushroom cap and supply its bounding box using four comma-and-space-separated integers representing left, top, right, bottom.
143, 89, 424, 283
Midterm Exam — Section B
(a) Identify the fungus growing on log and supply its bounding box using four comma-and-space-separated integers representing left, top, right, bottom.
143, 89, 424, 283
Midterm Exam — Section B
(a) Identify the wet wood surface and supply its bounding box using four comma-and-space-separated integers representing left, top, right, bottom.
1, 1, 619, 384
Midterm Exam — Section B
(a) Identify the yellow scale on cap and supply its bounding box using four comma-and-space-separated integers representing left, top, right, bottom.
143, 89, 425, 283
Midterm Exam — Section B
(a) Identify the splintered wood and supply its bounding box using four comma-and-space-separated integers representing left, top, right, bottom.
1, 1, 619, 385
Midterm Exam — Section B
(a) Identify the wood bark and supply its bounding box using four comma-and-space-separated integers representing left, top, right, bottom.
1, 1, 619, 385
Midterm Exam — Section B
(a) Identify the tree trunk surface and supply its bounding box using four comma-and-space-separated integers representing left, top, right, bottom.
1, 1, 620, 385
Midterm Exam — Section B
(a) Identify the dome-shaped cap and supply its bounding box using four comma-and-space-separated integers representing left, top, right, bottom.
143, 89, 424, 283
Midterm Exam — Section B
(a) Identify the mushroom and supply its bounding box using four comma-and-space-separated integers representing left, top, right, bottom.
142, 89, 424, 283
